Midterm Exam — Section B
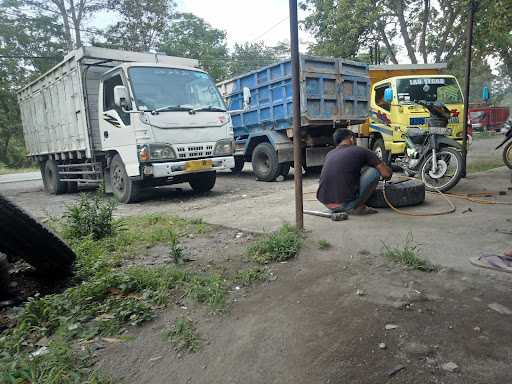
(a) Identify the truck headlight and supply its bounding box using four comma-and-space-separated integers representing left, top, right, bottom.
214, 139, 234, 156
138, 144, 176, 161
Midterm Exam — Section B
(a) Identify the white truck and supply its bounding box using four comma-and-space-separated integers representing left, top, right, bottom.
17, 46, 235, 203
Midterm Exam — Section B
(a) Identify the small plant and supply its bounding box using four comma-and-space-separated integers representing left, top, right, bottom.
234, 267, 269, 286
383, 234, 438, 272
169, 230, 185, 265
63, 187, 121, 240
163, 318, 201, 353
247, 224, 303, 264
318, 239, 331, 250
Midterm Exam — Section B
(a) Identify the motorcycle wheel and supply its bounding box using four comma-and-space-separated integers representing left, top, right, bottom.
503, 141, 512, 169
420, 147, 463, 192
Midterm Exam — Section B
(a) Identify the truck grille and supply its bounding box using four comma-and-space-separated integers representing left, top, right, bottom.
176, 144, 214, 159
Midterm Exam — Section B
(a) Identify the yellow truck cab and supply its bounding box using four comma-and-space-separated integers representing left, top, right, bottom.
361, 64, 465, 162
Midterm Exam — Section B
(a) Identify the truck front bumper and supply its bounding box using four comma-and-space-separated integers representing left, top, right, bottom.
148, 156, 235, 178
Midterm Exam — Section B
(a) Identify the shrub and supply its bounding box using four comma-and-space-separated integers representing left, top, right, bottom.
248, 224, 303, 264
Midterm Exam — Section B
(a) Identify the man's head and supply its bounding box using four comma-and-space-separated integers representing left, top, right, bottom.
333, 128, 355, 146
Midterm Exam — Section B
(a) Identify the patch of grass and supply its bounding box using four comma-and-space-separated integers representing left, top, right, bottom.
169, 229, 185, 265
383, 234, 438, 272
162, 318, 201, 353
467, 159, 504, 173
247, 224, 303, 264
0, 164, 38, 175
233, 267, 269, 287
318, 239, 332, 250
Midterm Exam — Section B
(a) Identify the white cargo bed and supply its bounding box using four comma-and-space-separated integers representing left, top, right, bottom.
17, 46, 198, 159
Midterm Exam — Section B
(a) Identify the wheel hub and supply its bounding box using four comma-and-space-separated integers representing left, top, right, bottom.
112, 167, 125, 192
428, 159, 448, 179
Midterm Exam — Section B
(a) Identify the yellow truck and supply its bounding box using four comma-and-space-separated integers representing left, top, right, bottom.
360, 64, 465, 162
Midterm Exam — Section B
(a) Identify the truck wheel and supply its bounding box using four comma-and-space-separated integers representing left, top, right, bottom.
110, 155, 141, 204
252, 142, 280, 181
367, 179, 425, 209
0, 193, 75, 276
372, 138, 390, 164
304, 165, 322, 175
44, 160, 66, 195
231, 156, 245, 173
189, 171, 216, 192
279, 162, 291, 177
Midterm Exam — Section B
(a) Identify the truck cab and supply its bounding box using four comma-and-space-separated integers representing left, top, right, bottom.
368, 75, 464, 162
99, 63, 235, 202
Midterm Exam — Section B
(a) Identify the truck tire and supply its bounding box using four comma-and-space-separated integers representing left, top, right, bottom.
372, 138, 390, 164
252, 142, 280, 181
44, 159, 66, 195
231, 156, 245, 173
110, 155, 141, 204
0, 194, 75, 276
366, 179, 425, 209
279, 162, 291, 177
189, 171, 216, 192
304, 165, 322, 175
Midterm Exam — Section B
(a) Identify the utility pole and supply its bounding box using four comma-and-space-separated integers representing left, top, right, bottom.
289, 0, 304, 230
462, 0, 478, 177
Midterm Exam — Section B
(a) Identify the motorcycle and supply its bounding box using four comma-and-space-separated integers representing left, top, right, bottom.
397, 100, 464, 192
496, 118, 512, 169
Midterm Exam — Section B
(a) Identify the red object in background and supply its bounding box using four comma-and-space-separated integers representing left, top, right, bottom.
469, 106, 510, 131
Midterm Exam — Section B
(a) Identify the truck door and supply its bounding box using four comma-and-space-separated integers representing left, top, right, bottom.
370, 83, 393, 138
99, 71, 136, 150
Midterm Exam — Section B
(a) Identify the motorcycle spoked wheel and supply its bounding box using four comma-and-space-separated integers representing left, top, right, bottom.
419, 147, 463, 192
503, 141, 512, 170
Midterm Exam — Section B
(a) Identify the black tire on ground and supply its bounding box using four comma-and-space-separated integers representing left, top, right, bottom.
110, 154, 141, 204
279, 162, 291, 177
189, 171, 216, 193
0, 253, 10, 296
44, 159, 66, 195
366, 179, 426, 209
304, 165, 323, 175
0, 194, 75, 276
372, 138, 390, 164
503, 141, 512, 169
252, 142, 280, 181
231, 156, 245, 173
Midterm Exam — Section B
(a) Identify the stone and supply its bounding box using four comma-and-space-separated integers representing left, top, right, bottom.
356, 289, 366, 296
379, 343, 387, 350
473, 326, 481, 332
441, 362, 459, 373
385, 324, 398, 330
488, 303, 512, 315
403, 342, 432, 357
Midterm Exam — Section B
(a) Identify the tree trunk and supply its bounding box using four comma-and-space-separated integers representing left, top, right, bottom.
393, 0, 417, 64
434, 10, 457, 62
51, 0, 74, 51
377, 24, 398, 64
420, 0, 430, 63
68, 0, 82, 48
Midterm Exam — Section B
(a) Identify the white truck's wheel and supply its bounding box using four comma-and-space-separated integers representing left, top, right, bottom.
44, 159, 66, 195
110, 155, 141, 203
189, 171, 216, 193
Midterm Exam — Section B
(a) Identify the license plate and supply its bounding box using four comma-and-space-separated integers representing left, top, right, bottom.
185, 159, 213, 171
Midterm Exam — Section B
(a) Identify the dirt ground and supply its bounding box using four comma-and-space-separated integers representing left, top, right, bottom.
96, 226, 512, 384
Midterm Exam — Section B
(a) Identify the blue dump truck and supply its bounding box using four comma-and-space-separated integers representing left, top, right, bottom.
217, 55, 370, 181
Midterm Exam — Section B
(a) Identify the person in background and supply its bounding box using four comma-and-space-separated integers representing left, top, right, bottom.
317, 128, 393, 215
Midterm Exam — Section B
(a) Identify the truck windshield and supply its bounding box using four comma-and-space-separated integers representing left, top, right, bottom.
128, 67, 226, 112
396, 77, 462, 105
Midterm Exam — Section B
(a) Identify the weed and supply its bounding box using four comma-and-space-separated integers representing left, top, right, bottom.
318, 239, 331, 250
169, 229, 185, 265
233, 267, 269, 286
383, 234, 438, 272
162, 318, 201, 353
247, 224, 303, 264
63, 188, 121, 240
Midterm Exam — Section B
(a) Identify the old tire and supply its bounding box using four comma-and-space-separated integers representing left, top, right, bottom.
110, 155, 141, 204
372, 138, 390, 164
367, 179, 425, 209
0, 194, 75, 276
231, 156, 245, 173
252, 142, 280, 181
503, 141, 512, 169
189, 171, 216, 193
44, 160, 66, 195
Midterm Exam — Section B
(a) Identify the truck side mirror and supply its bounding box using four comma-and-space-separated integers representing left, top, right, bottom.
482, 86, 490, 102
243, 87, 252, 111
114, 85, 129, 109
383, 87, 393, 104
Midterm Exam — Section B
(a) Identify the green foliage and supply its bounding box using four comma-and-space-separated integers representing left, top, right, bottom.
63, 189, 120, 241
233, 267, 269, 287
228, 41, 289, 78
248, 224, 303, 264
162, 318, 201, 353
383, 234, 438, 272
169, 229, 185, 265
318, 239, 332, 250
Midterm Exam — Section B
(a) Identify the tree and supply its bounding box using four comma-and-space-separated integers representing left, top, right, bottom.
101, 0, 175, 52
228, 41, 289, 78
159, 13, 229, 81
